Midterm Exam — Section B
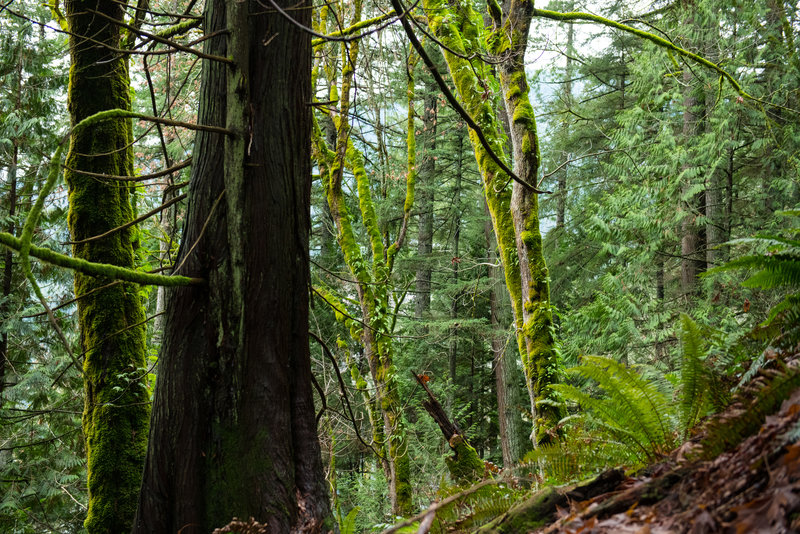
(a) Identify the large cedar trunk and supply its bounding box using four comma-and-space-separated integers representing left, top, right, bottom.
133, 0, 331, 531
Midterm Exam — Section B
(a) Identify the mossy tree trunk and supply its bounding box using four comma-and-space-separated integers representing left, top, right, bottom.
423, 0, 561, 445
64, 1, 149, 531
485, 201, 525, 466
133, 0, 331, 531
0, 141, 17, 400
311, 4, 414, 514
492, 0, 561, 445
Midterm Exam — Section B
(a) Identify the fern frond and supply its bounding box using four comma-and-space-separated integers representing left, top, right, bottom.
700, 367, 800, 459
339, 506, 360, 534
708, 253, 800, 289
678, 314, 709, 436
567, 356, 674, 454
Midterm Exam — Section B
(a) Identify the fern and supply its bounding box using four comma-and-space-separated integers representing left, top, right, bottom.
553, 355, 675, 463
699, 366, 800, 459
678, 313, 710, 436
706, 213, 800, 348
339, 506, 360, 534
427, 482, 524, 533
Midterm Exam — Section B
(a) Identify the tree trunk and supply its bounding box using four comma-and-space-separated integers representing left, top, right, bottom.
498, 0, 561, 445
449, 135, 462, 407
0, 142, 18, 400
679, 2, 706, 299
415, 89, 436, 321
64, 1, 149, 530
134, 0, 331, 531
486, 201, 523, 466
555, 11, 574, 236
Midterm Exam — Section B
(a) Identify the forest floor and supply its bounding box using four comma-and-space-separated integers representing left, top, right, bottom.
513, 362, 800, 533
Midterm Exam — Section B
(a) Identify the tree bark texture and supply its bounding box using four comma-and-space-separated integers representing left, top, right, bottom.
496, 0, 561, 444
133, 0, 331, 531
64, 1, 149, 531
679, 2, 707, 299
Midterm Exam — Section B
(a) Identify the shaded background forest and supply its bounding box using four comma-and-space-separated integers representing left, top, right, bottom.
0, 0, 798, 531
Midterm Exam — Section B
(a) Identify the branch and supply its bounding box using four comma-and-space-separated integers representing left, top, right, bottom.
311, 12, 394, 46
389, 0, 550, 194
309, 332, 386, 459
532, 8, 798, 114
0, 232, 203, 286
87, 108, 234, 136
65, 193, 187, 245
62, 157, 192, 182
380, 479, 499, 534
87, 8, 234, 64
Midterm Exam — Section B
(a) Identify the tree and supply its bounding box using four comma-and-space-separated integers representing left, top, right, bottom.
133, 0, 332, 530
64, 1, 150, 531
310, 9, 415, 509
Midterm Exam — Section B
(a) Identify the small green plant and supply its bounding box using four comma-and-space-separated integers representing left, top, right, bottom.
706, 210, 800, 348
528, 314, 719, 481
339, 506, 360, 534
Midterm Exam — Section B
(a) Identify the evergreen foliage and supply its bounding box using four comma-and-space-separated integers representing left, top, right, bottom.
0, 0, 798, 530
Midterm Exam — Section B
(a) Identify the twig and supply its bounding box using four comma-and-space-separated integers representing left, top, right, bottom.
64, 193, 186, 245
381, 479, 499, 534
61, 157, 191, 182
309, 331, 386, 460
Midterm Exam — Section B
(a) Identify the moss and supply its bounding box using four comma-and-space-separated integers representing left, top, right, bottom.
445, 435, 484, 484
65, 2, 150, 530
206, 426, 276, 525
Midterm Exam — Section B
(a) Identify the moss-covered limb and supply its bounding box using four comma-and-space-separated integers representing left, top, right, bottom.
531, 8, 758, 105
421, 0, 526, 355
386, 50, 419, 273
65, 2, 150, 530
0, 233, 198, 286
70, 107, 235, 136
153, 17, 203, 41
311, 12, 393, 46
413, 371, 484, 483
345, 133, 387, 278
475, 469, 627, 533
445, 435, 484, 484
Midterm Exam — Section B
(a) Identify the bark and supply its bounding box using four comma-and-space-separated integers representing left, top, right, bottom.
679, 2, 706, 299
0, 143, 17, 399
486, 202, 523, 467
413, 373, 484, 484
133, 0, 331, 531
555, 12, 574, 236
423, 0, 561, 446
312, 2, 413, 514
415, 89, 436, 320
64, 1, 149, 530
497, 0, 561, 445
449, 136, 463, 406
